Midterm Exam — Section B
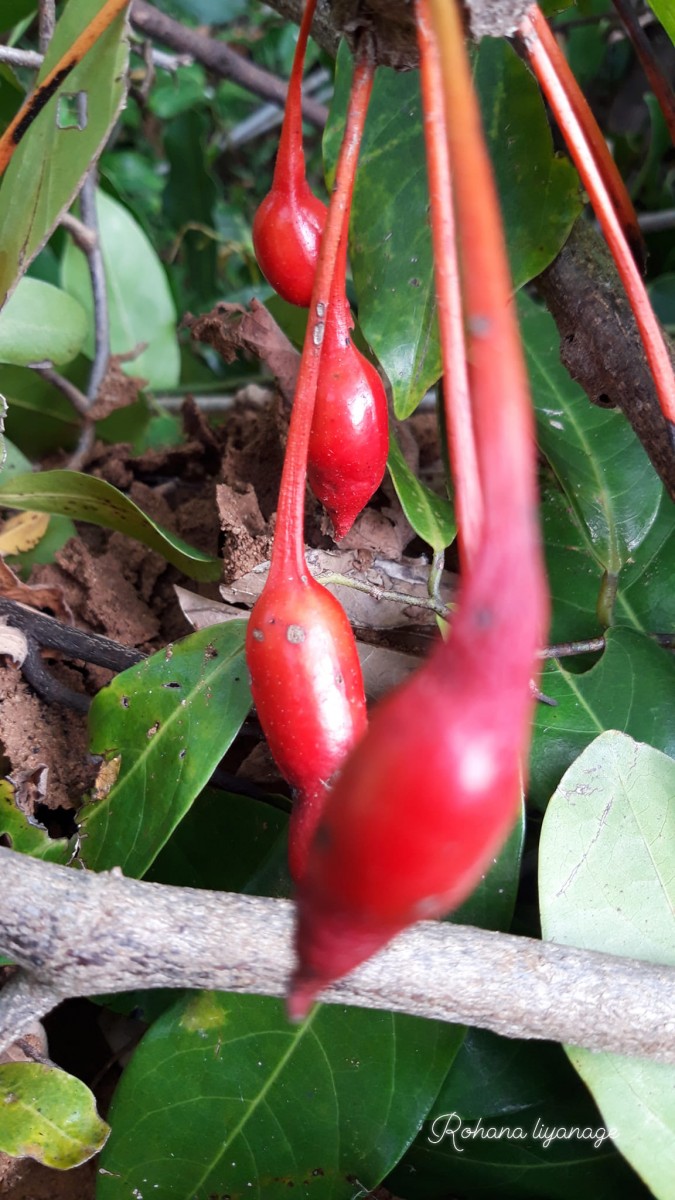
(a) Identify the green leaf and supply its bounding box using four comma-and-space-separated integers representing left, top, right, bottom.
0, 363, 81, 457
0, 1062, 109, 1168
531, 627, 675, 809
0, 0, 129, 307
387, 432, 455, 554
324, 40, 581, 418
520, 293, 662, 574
0, 470, 222, 580
647, 1, 675, 45
0, 1, 37, 30
97, 992, 462, 1200
386, 1030, 648, 1199
61, 189, 181, 390
0, 278, 87, 368
80, 623, 252, 877
0, 780, 70, 864
539, 732, 675, 1200
450, 800, 524, 933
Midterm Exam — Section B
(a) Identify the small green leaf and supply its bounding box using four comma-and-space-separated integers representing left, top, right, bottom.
80, 623, 252, 877
531, 627, 675, 809
0, 0, 129, 307
0, 1062, 109, 1169
539, 732, 675, 1200
0, 470, 221, 580
96, 992, 461, 1200
0, 363, 81, 457
387, 433, 455, 554
647, 1, 675, 46
61, 190, 181, 390
520, 293, 662, 573
0, 278, 87, 367
0, 780, 70, 863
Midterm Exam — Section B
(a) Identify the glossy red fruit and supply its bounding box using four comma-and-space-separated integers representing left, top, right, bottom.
246, 574, 367, 882
252, 0, 327, 308
253, 183, 327, 309
308, 296, 389, 539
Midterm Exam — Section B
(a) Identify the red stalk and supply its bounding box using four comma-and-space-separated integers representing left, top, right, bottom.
416, 0, 482, 570
612, 0, 675, 146
518, 4, 675, 431
246, 44, 376, 882
272, 0, 318, 194
289, 0, 549, 1019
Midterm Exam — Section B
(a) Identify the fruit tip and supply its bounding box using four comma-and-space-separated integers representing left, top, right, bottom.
286, 972, 320, 1023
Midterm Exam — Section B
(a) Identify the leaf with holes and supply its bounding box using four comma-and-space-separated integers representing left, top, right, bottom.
540, 732, 675, 1200
0, 1062, 109, 1168
324, 40, 580, 417
0, 780, 70, 864
0, 470, 221, 580
80, 623, 252, 877
96, 991, 462, 1200
520, 293, 662, 574
530, 627, 675, 810
387, 432, 455, 554
0, 0, 129, 308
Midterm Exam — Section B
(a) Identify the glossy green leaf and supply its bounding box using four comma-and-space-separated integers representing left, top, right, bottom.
520, 294, 662, 574
0, 780, 70, 864
0, 1062, 109, 1168
647, 1, 675, 45
61, 189, 181, 390
0, 363, 81, 457
386, 1029, 648, 1199
80, 623, 252, 876
0, 0, 129, 307
541, 487, 605, 644
540, 732, 675, 1200
530, 628, 675, 810
614, 489, 675, 632
0, 278, 87, 368
324, 40, 581, 417
97, 991, 462, 1200
387, 432, 455, 554
0, 470, 221, 580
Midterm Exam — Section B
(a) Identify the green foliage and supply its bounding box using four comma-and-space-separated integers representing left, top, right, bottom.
387, 431, 455, 554
0, 278, 87, 367
0, 1062, 109, 1168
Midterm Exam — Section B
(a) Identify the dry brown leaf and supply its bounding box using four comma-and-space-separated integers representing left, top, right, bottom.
184, 299, 300, 403
0, 556, 73, 623
87, 355, 146, 422
0, 511, 50, 555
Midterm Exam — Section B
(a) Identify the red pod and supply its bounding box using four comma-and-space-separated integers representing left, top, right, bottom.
246, 573, 367, 881
308, 297, 389, 539
253, 183, 327, 309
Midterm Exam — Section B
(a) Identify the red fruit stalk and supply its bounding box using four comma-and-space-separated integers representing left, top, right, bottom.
289, 0, 550, 1018
307, 209, 389, 539
517, 4, 675, 431
246, 43, 377, 883
252, 0, 327, 306
417, 0, 482, 568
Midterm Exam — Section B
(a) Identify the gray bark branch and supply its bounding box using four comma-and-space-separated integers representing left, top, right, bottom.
1, 847, 674, 1063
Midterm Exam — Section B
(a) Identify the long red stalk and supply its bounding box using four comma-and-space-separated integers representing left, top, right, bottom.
272, 0, 318, 193
0, 0, 130, 178
518, 4, 675, 430
416, 0, 482, 570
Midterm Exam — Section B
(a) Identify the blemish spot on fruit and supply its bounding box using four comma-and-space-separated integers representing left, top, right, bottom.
473, 606, 494, 629
287, 624, 306, 643
252, 628, 264, 642
469, 314, 491, 337
147, 722, 160, 738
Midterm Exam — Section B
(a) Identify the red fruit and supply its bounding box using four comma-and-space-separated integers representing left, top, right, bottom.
252, 0, 327, 307
253, 183, 327, 309
246, 574, 367, 882
308, 296, 389, 539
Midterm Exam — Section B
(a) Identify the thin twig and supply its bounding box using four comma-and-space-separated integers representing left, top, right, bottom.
59, 212, 98, 254
130, 0, 328, 128
0, 47, 44, 70
318, 572, 452, 620
38, 0, 56, 56
34, 367, 90, 418
79, 170, 110, 406
1, 847, 675, 1062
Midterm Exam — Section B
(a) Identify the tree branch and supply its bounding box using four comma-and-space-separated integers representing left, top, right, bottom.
1, 846, 674, 1062
129, 1, 328, 127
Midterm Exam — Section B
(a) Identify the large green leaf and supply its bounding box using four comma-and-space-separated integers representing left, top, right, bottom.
520, 293, 662, 574
324, 40, 581, 418
387, 432, 455, 554
0, 1062, 109, 1168
0, 0, 129, 307
0, 277, 87, 367
97, 991, 462, 1200
61, 189, 181, 390
386, 1029, 648, 1199
0, 469, 221, 580
540, 732, 675, 1200
80, 623, 252, 876
530, 627, 675, 810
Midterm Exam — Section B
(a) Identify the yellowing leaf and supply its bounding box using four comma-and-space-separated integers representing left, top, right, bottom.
0, 510, 50, 554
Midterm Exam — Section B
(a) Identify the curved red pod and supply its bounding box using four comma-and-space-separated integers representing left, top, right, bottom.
253, 183, 327, 309
246, 574, 367, 881
308, 299, 389, 539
